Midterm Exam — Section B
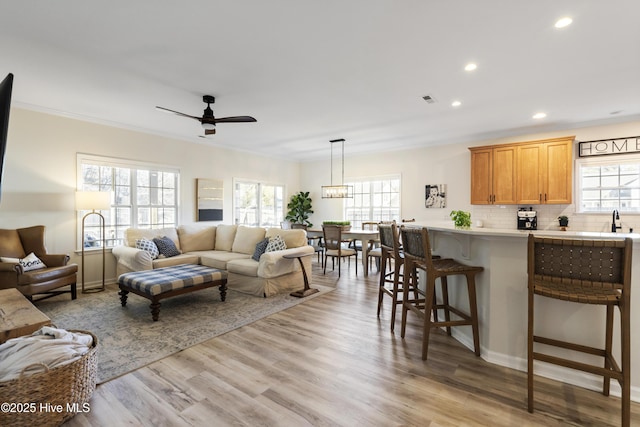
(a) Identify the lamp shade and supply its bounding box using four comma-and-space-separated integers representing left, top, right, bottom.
75, 191, 111, 211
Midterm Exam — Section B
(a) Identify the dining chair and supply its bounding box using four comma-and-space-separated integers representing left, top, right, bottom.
400, 226, 483, 360
527, 235, 632, 426
322, 225, 357, 277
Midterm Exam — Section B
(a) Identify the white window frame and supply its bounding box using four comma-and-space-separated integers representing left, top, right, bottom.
76, 154, 180, 250
576, 154, 640, 214
343, 174, 402, 228
233, 178, 285, 227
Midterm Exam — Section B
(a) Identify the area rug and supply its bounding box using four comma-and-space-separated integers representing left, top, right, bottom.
36, 283, 333, 383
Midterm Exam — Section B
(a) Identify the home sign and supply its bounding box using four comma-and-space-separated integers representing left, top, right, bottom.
578, 135, 640, 157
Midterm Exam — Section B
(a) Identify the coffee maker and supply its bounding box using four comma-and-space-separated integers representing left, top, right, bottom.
517, 207, 537, 230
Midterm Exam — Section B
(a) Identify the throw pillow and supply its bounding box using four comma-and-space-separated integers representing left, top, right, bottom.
252, 237, 270, 261
265, 235, 287, 253
153, 236, 181, 258
135, 238, 159, 259
5, 252, 47, 272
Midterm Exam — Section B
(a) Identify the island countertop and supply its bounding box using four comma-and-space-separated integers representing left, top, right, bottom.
409, 220, 640, 240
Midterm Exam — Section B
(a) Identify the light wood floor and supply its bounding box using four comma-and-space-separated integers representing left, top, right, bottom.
63, 260, 638, 426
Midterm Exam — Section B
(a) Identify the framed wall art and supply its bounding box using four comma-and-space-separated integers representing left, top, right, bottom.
425, 184, 446, 208
196, 178, 224, 221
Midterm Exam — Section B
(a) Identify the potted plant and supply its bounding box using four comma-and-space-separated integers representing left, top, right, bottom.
450, 210, 472, 229
558, 215, 569, 229
322, 220, 351, 230
285, 191, 314, 227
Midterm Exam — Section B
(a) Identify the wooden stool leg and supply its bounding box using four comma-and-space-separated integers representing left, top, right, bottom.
604, 304, 614, 396
377, 253, 387, 317
400, 261, 413, 339
421, 275, 436, 360
466, 273, 480, 356
527, 288, 534, 413
390, 259, 402, 332
440, 276, 451, 336
622, 303, 631, 427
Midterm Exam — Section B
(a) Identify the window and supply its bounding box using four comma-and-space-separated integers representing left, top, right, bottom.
77, 154, 179, 248
578, 156, 640, 213
233, 179, 284, 227
344, 175, 401, 228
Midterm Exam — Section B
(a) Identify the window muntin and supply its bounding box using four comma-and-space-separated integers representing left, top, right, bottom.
344, 176, 401, 228
233, 179, 284, 227
578, 157, 640, 213
78, 155, 179, 249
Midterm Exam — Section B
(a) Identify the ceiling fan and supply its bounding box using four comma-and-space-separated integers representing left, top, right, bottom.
156, 95, 256, 135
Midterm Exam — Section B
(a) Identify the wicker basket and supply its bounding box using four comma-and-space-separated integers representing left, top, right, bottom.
0, 330, 98, 427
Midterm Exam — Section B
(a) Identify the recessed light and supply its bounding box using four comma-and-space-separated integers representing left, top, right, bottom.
464, 63, 477, 72
533, 112, 547, 119
555, 17, 572, 28
451, 100, 462, 107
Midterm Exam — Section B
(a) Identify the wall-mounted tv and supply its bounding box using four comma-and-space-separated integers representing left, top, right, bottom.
0, 73, 13, 203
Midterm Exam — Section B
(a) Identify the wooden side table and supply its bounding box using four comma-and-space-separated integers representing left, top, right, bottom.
283, 251, 318, 298
0, 288, 52, 343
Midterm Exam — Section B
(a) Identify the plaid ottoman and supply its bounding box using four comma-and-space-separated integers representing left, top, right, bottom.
117, 264, 228, 321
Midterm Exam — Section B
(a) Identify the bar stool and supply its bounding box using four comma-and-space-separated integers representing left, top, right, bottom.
376, 222, 413, 331
527, 235, 632, 426
400, 226, 483, 360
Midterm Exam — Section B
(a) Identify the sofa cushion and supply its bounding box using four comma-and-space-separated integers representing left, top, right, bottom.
265, 228, 307, 249
153, 236, 181, 258
152, 254, 200, 269
252, 238, 269, 261
126, 228, 181, 251
177, 225, 216, 252
226, 258, 259, 277
215, 225, 237, 251
135, 238, 159, 259
200, 251, 250, 270
232, 226, 266, 255
265, 235, 287, 252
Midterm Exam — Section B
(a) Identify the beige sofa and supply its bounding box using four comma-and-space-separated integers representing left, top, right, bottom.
112, 224, 314, 297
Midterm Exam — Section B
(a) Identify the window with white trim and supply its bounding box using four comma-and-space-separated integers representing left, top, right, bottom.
233, 179, 285, 227
77, 154, 180, 249
344, 175, 401, 228
578, 156, 640, 213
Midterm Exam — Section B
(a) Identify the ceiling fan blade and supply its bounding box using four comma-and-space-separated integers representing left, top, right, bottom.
213, 116, 257, 123
204, 129, 216, 135
156, 106, 201, 120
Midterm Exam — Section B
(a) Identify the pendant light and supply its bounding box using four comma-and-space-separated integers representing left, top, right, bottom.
321, 138, 353, 198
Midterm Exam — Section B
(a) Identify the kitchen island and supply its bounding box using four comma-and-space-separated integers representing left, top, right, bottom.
411, 222, 640, 402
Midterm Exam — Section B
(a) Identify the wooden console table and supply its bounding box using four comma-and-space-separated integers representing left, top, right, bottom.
0, 288, 51, 343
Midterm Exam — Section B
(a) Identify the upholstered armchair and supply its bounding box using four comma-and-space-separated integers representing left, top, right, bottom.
0, 225, 77, 301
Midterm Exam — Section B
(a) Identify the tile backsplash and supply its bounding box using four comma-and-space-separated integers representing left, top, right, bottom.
471, 205, 637, 233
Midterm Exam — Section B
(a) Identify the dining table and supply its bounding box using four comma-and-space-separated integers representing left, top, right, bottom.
306, 228, 380, 276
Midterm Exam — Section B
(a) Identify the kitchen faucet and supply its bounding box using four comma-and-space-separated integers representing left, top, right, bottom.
611, 210, 621, 232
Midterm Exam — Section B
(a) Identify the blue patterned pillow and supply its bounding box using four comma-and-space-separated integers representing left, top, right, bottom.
252, 238, 270, 261
136, 238, 159, 259
153, 236, 181, 258
265, 235, 287, 253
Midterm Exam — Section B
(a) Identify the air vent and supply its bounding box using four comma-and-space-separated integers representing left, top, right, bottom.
422, 94, 437, 104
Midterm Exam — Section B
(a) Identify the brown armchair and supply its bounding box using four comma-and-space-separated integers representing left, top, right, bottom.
0, 225, 77, 301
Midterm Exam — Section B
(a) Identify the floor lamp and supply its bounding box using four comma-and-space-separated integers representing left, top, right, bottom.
76, 191, 110, 293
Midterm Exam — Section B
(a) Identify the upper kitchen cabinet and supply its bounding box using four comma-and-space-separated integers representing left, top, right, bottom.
470, 145, 517, 205
469, 136, 574, 205
517, 136, 574, 204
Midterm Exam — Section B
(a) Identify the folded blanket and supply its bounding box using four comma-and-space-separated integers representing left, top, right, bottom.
0, 327, 94, 382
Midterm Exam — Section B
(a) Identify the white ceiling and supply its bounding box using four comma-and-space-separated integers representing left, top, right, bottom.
1, 1, 639, 161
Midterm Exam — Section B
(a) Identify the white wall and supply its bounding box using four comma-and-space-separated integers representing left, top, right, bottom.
301, 119, 640, 232
0, 108, 301, 284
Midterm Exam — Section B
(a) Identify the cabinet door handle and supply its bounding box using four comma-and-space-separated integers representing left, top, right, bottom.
545, 193, 547, 202
539, 194, 542, 203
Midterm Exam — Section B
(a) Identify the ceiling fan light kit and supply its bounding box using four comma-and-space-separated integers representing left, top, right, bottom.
322, 138, 353, 199
156, 95, 256, 136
